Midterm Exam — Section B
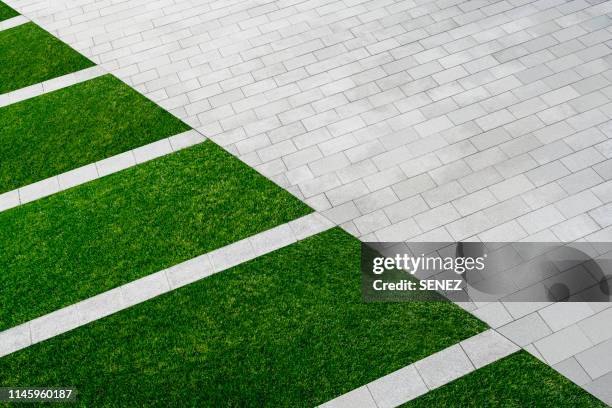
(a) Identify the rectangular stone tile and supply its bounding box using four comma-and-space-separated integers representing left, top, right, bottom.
0, 190, 20, 212
30, 306, 81, 344
489, 174, 534, 201
18, 177, 60, 204
319, 386, 377, 408
414, 204, 461, 232
576, 338, 612, 379
374, 217, 422, 242
460, 329, 519, 369
472, 302, 514, 328
422, 181, 466, 208
578, 307, 612, 345
498, 312, 553, 347
446, 211, 493, 240
534, 325, 593, 365
555, 190, 602, 219
539, 302, 596, 332
551, 214, 600, 241
553, 357, 591, 386
367, 364, 428, 408
558, 168, 604, 195
584, 370, 612, 406
0, 323, 31, 358
517, 205, 565, 235
415, 344, 475, 389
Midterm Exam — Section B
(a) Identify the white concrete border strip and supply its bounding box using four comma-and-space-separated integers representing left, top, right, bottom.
0, 65, 105, 107
319, 329, 520, 408
0, 129, 206, 212
0, 212, 334, 358
0, 15, 28, 32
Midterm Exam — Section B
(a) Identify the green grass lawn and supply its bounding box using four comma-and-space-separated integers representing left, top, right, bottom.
0, 141, 312, 331
0, 22, 93, 93
0, 228, 487, 406
404, 351, 606, 407
0, 74, 190, 193
0, 1, 18, 21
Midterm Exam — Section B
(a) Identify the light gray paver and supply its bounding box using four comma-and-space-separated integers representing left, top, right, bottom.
576, 337, 612, 380
319, 386, 377, 408
367, 365, 428, 408
415, 344, 475, 389
460, 329, 520, 369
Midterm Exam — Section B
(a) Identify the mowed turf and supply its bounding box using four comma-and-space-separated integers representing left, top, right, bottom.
0, 74, 190, 193
0, 228, 487, 406
0, 23, 93, 93
404, 351, 606, 407
0, 141, 312, 331
0, 1, 18, 21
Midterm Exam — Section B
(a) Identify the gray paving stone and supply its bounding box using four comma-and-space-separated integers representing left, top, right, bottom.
30, 306, 82, 344
415, 344, 475, 389
472, 302, 515, 328
535, 325, 593, 365
517, 205, 565, 235
490, 174, 535, 201
576, 338, 612, 379
121, 271, 170, 308
319, 386, 376, 408
0, 323, 31, 358
96, 151, 137, 177
0, 190, 20, 212
414, 204, 461, 232
555, 190, 603, 219
553, 357, 592, 386
551, 214, 600, 241
460, 329, 520, 369
539, 302, 596, 332
498, 312, 553, 347
77, 288, 125, 325
18, 177, 60, 204
367, 364, 428, 408
584, 370, 612, 406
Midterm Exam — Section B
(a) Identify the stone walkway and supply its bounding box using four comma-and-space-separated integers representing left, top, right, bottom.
4, 0, 612, 404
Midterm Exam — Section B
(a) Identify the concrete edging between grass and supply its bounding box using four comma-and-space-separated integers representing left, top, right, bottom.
0, 129, 206, 212
0, 65, 105, 107
0, 212, 334, 358
0, 15, 27, 32
319, 329, 520, 408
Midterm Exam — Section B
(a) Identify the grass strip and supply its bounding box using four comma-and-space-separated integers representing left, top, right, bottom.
403, 351, 606, 407
0, 22, 93, 93
0, 228, 487, 406
0, 141, 312, 330
0, 1, 18, 21
0, 74, 190, 193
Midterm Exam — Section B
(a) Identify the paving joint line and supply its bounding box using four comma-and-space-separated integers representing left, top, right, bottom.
0, 65, 106, 107
0, 211, 335, 358
0, 129, 207, 213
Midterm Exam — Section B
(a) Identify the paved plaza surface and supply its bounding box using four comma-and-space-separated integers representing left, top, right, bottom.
5, 0, 612, 404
